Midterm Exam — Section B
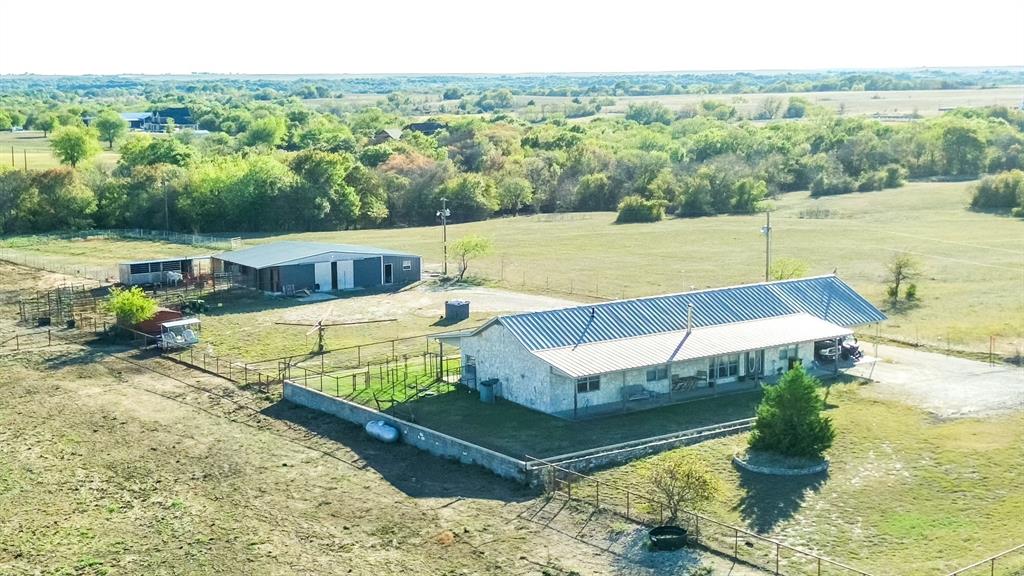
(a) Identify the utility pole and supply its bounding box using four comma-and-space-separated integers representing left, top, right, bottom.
436, 198, 450, 277
761, 211, 772, 282
163, 179, 170, 231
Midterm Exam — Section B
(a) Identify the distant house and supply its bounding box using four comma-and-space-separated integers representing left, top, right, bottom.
370, 127, 403, 145
212, 241, 421, 294
403, 121, 446, 136
143, 107, 195, 131
442, 275, 885, 419
120, 112, 153, 130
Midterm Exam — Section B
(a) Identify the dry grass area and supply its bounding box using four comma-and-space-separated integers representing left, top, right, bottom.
586, 382, 1024, 575
0, 265, 751, 576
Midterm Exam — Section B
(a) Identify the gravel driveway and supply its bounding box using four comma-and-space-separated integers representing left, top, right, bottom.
848, 343, 1024, 417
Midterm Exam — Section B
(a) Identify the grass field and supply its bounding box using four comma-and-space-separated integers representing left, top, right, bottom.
0, 130, 120, 171
4, 180, 1021, 357
580, 382, 1024, 575
269, 180, 1024, 358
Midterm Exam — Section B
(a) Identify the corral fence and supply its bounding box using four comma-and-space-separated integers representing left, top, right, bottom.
283, 350, 461, 412
527, 458, 873, 576
164, 347, 281, 396
946, 544, 1024, 576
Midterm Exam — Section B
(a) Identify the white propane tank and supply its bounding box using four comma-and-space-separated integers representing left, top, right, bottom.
365, 420, 400, 443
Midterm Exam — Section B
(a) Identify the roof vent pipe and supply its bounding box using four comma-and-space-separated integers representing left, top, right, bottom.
687, 304, 694, 334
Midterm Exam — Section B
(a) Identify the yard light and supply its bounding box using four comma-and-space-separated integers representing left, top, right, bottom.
436, 198, 451, 277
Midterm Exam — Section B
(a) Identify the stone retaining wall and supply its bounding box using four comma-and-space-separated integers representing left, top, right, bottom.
283, 381, 528, 482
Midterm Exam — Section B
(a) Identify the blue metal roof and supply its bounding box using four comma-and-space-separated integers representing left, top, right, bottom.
497, 275, 885, 351
214, 241, 417, 269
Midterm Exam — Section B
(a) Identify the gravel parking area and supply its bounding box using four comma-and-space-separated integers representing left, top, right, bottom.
849, 343, 1024, 417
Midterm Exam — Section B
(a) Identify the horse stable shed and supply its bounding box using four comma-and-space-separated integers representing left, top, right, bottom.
119, 256, 211, 286
211, 241, 421, 294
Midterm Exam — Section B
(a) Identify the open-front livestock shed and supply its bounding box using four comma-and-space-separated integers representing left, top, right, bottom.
444, 275, 885, 419
212, 241, 420, 293
119, 256, 211, 286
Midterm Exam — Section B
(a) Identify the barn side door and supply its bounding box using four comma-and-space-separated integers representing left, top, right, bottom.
314, 262, 332, 292
337, 260, 354, 289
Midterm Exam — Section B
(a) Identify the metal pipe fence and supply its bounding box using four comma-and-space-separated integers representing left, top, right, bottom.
529, 458, 874, 576
946, 544, 1024, 576
165, 347, 280, 396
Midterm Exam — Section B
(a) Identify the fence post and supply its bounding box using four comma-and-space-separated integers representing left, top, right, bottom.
244, 364, 249, 385
734, 529, 739, 558
595, 481, 600, 509
776, 542, 780, 575
48, 329, 51, 346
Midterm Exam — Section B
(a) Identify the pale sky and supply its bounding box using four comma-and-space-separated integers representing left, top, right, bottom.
1, 0, 1022, 75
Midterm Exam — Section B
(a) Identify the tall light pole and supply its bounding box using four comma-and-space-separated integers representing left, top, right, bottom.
436, 198, 451, 277
761, 211, 772, 282
163, 178, 170, 231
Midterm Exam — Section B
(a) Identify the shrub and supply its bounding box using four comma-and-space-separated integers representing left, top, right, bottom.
970, 170, 1024, 211
905, 283, 918, 300
615, 195, 666, 223
810, 172, 856, 197
748, 366, 835, 459
105, 286, 158, 326
640, 451, 722, 522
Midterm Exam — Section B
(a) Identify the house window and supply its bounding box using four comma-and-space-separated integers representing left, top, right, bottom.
402, 259, 412, 271
778, 345, 799, 361
576, 375, 600, 393
708, 355, 740, 380
646, 366, 668, 382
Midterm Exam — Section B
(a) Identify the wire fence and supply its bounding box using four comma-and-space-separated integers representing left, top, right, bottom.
164, 347, 281, 395
0, 228, 241, 283
529, 458, 874, 576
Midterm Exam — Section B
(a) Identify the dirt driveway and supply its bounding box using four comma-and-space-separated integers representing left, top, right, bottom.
280, 282, 581, 325
849, 343, 1024, 417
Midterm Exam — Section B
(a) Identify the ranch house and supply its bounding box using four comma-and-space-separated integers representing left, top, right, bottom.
212, 241, 420, 294
448, 275, 885, 419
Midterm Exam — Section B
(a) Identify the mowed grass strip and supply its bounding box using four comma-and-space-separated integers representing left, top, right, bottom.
583, 384, 1024, 575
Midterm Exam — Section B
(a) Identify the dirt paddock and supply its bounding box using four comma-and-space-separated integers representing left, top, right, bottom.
0, 264, 751, 575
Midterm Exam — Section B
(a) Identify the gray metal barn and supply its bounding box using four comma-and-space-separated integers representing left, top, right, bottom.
211, 241, 420, 293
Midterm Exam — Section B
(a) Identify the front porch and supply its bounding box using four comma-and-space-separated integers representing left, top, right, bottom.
555, 355, 857, 420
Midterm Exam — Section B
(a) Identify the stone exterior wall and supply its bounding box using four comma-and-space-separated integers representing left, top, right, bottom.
461, 323, 825, 416
458, 323, 554, 412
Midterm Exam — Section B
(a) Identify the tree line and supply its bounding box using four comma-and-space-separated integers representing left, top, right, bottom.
1, 91, 1022, 235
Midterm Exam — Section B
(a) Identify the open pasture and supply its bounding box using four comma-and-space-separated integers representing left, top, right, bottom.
4, 180, 1021, 358
0, 130, 120, 171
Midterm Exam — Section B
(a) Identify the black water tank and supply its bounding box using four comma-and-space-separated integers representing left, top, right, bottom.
445, 300, 469, 322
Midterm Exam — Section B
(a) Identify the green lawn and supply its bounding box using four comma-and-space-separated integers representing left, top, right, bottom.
394, 387, 763, 459
581, 384, 1024, 575
0, 130, 119, 171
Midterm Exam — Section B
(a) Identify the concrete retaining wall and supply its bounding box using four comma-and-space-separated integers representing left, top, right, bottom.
282, 381, 528, 482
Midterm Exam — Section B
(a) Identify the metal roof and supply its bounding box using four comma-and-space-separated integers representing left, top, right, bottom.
120, 112, 153, 121
491, 275, 885, 352
534, 314, 852, 378
121, 255, 211, 265
213, 241, 417, 269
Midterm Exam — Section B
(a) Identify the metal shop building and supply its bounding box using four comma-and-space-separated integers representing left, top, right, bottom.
212, 241, 421, 293
444, 275, 886, 419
